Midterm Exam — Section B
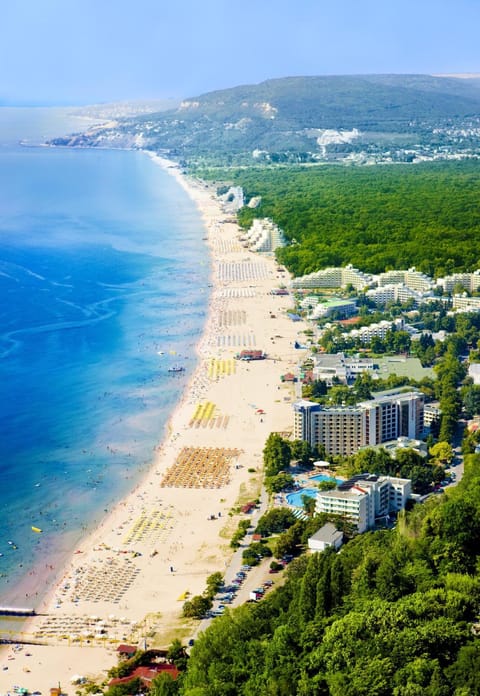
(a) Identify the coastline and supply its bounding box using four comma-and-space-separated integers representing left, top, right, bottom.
0, 153, 307, 692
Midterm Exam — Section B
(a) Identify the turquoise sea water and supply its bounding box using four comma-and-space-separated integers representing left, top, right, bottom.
0, 109, 210, 606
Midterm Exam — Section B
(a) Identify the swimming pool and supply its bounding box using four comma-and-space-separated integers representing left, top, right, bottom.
286, 488, 318, 507
310, 474, 343, 484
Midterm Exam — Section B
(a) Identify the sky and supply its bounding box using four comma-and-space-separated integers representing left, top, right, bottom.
1, 0, 480, 105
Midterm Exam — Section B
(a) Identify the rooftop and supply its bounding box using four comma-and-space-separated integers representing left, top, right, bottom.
309, 522, 343, 543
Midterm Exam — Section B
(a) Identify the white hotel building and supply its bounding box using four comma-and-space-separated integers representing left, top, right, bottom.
436, 270, 480, 294
377, 268, 433, 292
241, 218, 286, 252
316, 474, 411, 533
290, 264, 373, 291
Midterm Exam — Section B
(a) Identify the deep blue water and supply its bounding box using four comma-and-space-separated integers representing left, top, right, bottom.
0, 109, 210, 604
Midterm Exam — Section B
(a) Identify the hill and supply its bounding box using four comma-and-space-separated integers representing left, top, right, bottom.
176, 455, 480, 695
50, 74, 480, 165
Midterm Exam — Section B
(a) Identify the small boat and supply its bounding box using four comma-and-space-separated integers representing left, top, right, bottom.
31, 527, 42, 533
168, 365, 185, 373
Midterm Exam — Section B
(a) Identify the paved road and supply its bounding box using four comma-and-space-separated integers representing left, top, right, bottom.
448, 418, 466, 485
191, 486, 276, 642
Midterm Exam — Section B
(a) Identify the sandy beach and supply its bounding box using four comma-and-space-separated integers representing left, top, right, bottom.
0, 156, 306, 693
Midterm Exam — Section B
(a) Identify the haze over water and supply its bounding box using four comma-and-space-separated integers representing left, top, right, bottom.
0, 109, 210, 606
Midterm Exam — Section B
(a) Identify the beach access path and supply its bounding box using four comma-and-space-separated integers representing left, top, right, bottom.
0, 156, 308, 694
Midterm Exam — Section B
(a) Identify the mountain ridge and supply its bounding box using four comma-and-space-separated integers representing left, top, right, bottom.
49, 74, 480, 165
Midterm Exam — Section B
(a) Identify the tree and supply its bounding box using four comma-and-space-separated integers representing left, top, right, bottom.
429, 441, 453, 466
370, 336, 386, 354
302, 494, 316, 516
182, 595, 212, 619
242, 541, 272, 565
205, 572, 224, 598
328, 385, 356, 406
317, 480, 337, 491
151, 672, 180, 695
354, 372, 373, 400
446, 643, 480, 695
395, 448, 426, 472
393, 657, 449, 696
311, 379, 328, 398
461, 383, 480, 418
274, 521, 304, 559
263, 433, 292, 477
255, 508, 297, 536
265, 472, 294, 494
107, 677, 144, 696
167, 638, 188, 672
405, 465, 434, 493
290, 439, 313, 465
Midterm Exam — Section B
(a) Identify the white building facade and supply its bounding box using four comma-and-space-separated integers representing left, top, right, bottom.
348, 318, 405, 345
315, 474, 411, 532
290, 264, 373, 290
436, 270, 480, 294
241, 218, 286, 252
312, 352, 375, 385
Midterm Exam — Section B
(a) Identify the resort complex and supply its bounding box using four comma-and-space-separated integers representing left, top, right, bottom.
290, 264, 373, 290
290, 265, 480, 312
3, 164, 480, 693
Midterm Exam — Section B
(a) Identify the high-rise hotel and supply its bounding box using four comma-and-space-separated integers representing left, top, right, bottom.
293, 391, 424, 456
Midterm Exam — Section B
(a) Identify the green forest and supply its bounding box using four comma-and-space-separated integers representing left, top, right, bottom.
149, 455, 480, 696
204, 160, 480, 277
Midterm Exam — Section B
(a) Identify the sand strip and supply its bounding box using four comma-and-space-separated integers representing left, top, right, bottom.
0, 155, 306, 693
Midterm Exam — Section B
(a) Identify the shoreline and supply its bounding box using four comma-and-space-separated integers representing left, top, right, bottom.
0, 152, 307, 692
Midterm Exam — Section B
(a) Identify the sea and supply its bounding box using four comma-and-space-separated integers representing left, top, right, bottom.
0, 108, 210, 610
